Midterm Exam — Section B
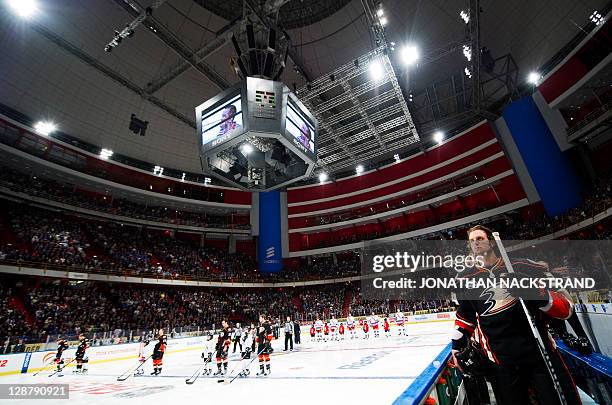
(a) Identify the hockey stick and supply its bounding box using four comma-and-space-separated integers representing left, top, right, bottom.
32, 358, 58, 376
116, 354, 152, 381
185, 358, 212, 385
492, 232, 568, 405
48, 357, 77, 377
219, 347, 265, 385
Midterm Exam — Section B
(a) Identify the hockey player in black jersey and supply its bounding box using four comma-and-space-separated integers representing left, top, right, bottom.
451, 225, 580, 404
214, 320, 231, 376
54, 337, 69, 372
151, 331, 167, 375
256, 314, 273, 376
74, 334, 89, 373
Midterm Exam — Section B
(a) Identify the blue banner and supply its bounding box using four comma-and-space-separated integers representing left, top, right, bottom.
502, 96, 582, 216
21, 352, 32, 374
258, 191, 283, 272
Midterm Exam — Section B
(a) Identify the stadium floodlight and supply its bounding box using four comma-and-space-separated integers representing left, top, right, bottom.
318, 172, 328, 183
33, 121, 56, 136
99, 148, 114, 160
590, 11, 604, 26
240, 143, 253, 155
462, 45, 472, 62
433, 130, 444, 144
527, 71, 541, 85
7, 0, 37, 18
355, 164, 365, 175
464, 67, 472, 78
400, 45, 419, 65
369, 59, 385, 81
460, 10, 470, 24
153, 165, 164, 176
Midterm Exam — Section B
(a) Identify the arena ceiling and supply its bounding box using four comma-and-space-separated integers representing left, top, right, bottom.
0, 0, 607, 177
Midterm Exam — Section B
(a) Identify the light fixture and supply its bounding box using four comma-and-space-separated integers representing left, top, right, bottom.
181, 173, 186, 182
589, 11, 604, 26
369, 59, 384, 81
99, 148, 113, 160
7, 0, 37, 18
356, 165, 365, 175
433, 130, 444, 144
153, 165, 164, 176
394, 154, 400, 162
400, 45, 419, 65
240, 144, 253, 155
464, 67, 472, 78
527, 71, 541, 85
462, 45, 472, 62
459, 10, 470, 24
33, 121, 57, 136
377, 8, 384, 17
318, 172, 328, 183
379, 16, 388, 26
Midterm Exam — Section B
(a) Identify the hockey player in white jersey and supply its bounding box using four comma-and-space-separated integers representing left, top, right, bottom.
314, 318, 324, 342
346, 314, 357, 339
369, 313, 380, 338
395, 311, 406, 336
200, 332, 215, 375
329, 317, 339, 341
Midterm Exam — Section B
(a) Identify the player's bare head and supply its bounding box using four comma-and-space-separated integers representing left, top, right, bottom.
286, 316, 291, 321
222, 320, 229, 328
467, 225, 496, 256
259, 314, 267, 323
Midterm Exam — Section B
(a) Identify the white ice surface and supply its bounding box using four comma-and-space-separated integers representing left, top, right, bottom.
2, 321, 453, 405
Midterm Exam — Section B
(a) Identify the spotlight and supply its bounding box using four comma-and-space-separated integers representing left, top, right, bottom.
33, 121, 57, 136
462, 45, 472, 61
433, 130, 444, 144
7, 0, 37, 18
99, 148, 113, 160
400, 45, 419, 65
527, 71, 541, 85
464, 67, 472, 78
459, 10, 470, 24
589, 11, 604, 26
318, 172, 328, 183
379, 16, 388, 26
356, 165, 365, 175
377, 8, 384, 17
369, 59, 384, 81
240, 144, 253, 155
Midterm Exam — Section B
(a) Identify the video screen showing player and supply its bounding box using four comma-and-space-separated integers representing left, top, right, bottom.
201, 96, 243, 146
286, 103, 315, 153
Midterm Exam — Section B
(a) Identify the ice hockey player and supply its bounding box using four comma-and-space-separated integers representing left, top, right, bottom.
362, 321, 370, 339
256, 314, 273, 376
241, 327, 253, 359
74, 334, 89, 373
309, 323, 316, 342
369, 313, 380, 338
135, 336, 150, 375
451, 225, 580, 404
346, 314, 356, 339
329, 317, 339, 341
324, 322, 330, 341
339, 323, 345, 340
214, 320, 231, 376
54, 337, 69, 373
395, 310, 406, 336
232, 322, 243, 354
200, 332, 215, 375
151, 331, 167, 375
383, 318, 390, 338
314, 318, 324, 341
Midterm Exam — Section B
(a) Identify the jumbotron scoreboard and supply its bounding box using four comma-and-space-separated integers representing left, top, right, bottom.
195, 77, 317, 190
